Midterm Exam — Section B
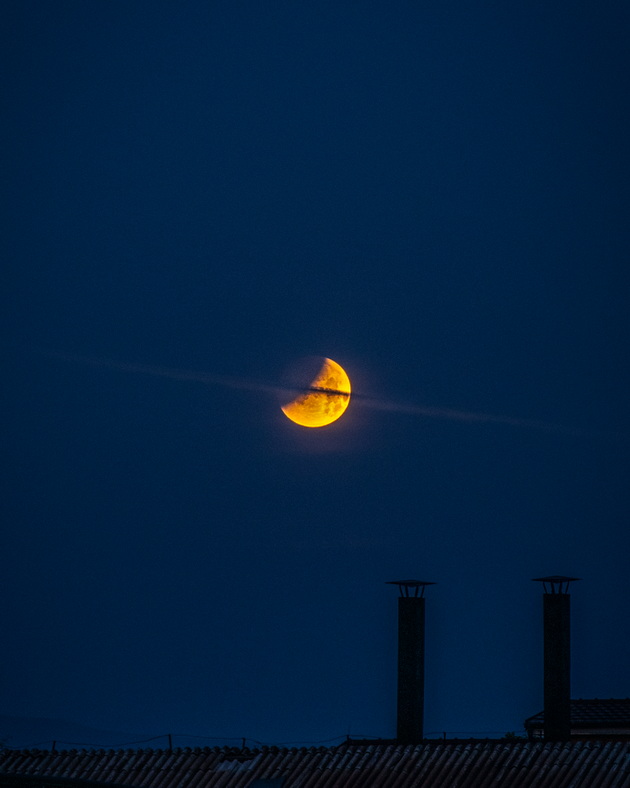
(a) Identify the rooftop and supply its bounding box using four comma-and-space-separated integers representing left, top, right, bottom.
2, 740, 628, 788
525, 698, 630, 730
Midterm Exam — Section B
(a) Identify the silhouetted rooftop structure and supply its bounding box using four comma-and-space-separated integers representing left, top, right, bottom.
525, 698, 630, 741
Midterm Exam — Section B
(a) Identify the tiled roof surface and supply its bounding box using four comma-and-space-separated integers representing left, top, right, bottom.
525, 699, 630, 728
2, 741, 629, 788
0, 775, 126, 788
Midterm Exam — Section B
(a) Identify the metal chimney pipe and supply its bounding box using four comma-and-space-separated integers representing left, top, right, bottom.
532, 576, 580, 741
387, 580, 435, 744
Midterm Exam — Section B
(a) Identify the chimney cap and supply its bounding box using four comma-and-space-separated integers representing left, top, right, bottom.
532, 575, 580, 594
386, 580, 436, 597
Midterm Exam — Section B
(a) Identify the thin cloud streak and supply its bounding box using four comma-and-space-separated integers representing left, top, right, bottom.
45, 350, 615, 440
44, 350, 284, 396
360, 397, 606, 438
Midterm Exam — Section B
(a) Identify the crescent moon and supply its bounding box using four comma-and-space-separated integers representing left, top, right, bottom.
281, 357, 351, 428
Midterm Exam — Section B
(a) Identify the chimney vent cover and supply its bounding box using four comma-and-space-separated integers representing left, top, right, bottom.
386, 580, 436, 598
532, 576, 580, 594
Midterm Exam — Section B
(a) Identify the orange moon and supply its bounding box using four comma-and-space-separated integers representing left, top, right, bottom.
281, 357, 351, 428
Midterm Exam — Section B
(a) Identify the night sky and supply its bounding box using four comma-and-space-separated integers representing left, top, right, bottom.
2, 1, 629, 746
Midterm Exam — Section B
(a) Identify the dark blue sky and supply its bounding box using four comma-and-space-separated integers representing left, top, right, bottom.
2, 1, 629, 745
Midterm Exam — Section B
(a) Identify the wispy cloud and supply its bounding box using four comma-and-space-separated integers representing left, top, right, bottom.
44, 350, 616, 440
358, 397, 607, 438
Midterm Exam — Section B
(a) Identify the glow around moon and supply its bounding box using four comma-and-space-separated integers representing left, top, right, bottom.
281, 357, 351, 428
